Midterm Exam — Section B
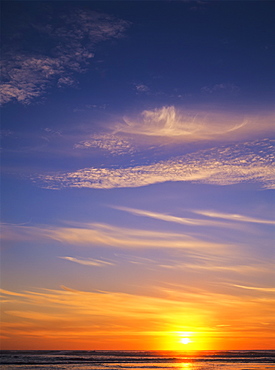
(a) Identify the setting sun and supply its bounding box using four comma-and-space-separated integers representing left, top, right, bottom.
180, 338, 191, 345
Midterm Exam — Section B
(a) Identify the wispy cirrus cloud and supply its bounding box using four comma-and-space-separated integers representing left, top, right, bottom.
120, 251, 273, 275
69, 106, 274, 160
229, 284, 275, 293
112, 206, 238, 228
58, 106, 274, 162
1, 222, 231, 250
1, 284, 274, 347
230, 284, 275, 293
194, 210, 275, 225
161, 260, 272, 274
59, 256, 115, 267
117, 106, 274, 141
0, 286, 203, 344
35, 139, 275, 190
0, 9, 129, 105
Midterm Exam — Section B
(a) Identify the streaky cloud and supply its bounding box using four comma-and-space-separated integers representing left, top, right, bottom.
1, 222, 231, 250
60, 256, 115, 267
35, 139, 275, 189
1, 278, 274, 346
112, 206, 239, 229
194, 210, 275, 225
230, 284, 275, 293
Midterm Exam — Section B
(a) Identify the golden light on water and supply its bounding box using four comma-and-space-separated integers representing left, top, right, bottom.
179, 364, 192, 370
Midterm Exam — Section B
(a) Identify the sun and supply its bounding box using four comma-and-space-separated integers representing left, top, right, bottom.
180, 337, 191, 345
178, 332, 193, 347
162, 331, 200, 350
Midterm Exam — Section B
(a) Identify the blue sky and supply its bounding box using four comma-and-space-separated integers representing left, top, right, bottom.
1, 1, 274, 350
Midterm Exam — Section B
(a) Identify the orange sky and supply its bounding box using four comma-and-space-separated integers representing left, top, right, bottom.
1, 282, 274, 350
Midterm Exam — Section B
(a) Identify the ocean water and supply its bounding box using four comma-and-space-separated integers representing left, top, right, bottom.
0, 350, 274, 370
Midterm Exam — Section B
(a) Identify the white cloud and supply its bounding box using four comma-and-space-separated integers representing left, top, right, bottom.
35, 139, 275, 189
57, 76, 77, 88
74, 134, 135, 156
1, 222, 230, 250
229, 284, 275, 293
116, 106, 274, 142
0, 56, 61, 104
0, 9, 129, 105
194, 210, 275, 225
112, 206, 237, 228
59, 256, 115, 267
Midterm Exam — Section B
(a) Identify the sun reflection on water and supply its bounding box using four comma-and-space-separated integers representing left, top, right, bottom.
178, 363, 193, 369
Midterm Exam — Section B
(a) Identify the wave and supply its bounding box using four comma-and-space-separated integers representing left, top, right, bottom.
1, 350, 275, 366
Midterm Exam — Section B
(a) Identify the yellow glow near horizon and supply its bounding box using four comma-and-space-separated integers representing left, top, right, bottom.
2, 285, 274, 351
161, 331, 201, 350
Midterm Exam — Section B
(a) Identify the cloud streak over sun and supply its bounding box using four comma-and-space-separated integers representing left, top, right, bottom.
1, 283, 274, 349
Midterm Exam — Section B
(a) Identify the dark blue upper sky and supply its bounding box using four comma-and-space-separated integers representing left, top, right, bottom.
1, 1, 274, 114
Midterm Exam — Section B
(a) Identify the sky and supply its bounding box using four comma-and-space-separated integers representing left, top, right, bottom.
0, 0, 274, 351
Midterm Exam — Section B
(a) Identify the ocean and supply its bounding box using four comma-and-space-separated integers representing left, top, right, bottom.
0, 350, 274, 370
